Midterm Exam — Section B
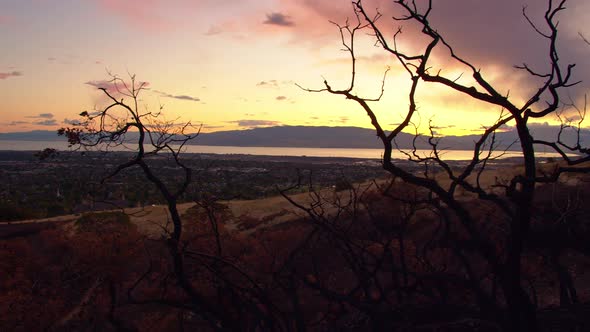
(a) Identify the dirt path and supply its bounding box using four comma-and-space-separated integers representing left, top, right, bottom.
0, 194, 311, 238
131, 192, 316, 237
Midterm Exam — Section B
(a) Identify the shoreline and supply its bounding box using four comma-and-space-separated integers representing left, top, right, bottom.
0, 148, 534, 163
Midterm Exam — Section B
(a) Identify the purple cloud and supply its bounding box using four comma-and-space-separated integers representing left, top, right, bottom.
229, 119, 282, 128
26, 113, 54, 119
63, 118, 83, 125
154, 90, 200, 102
85, 80, 119, 92
7, 121, 29, 126
203, 125, 225, 131
85, 80, 116, 90
33, 119, 58, 126
263, 12, 295, 27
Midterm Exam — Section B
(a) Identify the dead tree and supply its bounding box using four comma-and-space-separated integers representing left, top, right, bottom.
58, 73, 242, 330
302, 0, 589, 330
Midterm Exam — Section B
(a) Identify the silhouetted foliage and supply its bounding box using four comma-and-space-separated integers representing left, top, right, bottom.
295, 0, 590, 331
7, 1, 590, 331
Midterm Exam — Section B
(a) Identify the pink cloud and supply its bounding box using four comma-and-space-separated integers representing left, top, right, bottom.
207, 1, 387, 45
204, 25, 224, 36
204, 20, 241, 37
0, 15, 14, 25
0, 71, 23, 80
95, 0, 174, 31
281, 0, 356, 22
90, 0, 368, 39
269, 0, 588, 107
94, 0, 247, 32
84, 79, 150, 98
271, 0, 385, 40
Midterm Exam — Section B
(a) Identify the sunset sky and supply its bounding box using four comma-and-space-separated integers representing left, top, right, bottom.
1, 0, 589, 135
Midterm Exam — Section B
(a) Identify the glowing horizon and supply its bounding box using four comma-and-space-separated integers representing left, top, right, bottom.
1, 0, 589, 137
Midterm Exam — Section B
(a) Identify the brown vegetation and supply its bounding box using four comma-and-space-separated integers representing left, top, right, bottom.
2, 175, 590, 331
6, 0, 588, 330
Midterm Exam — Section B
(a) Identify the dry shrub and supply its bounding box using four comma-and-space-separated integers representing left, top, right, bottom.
0, 211, 147, 331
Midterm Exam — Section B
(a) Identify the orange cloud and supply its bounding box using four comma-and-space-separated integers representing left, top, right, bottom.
279, 0, 589, 114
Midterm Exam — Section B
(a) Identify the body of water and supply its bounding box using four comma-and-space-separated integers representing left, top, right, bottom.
0, 140, 567, 161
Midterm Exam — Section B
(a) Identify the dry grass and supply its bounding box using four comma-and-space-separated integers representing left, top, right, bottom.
435, 160, 590, 199
7, 161, 588, 238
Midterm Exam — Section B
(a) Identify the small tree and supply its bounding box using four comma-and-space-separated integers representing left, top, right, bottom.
58, 73, 241, 329
302, 0, 589, 330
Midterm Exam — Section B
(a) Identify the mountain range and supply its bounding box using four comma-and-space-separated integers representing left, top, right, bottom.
1, 125, 587, 151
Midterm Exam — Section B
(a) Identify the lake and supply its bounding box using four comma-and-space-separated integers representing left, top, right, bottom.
0, 140, 567, 161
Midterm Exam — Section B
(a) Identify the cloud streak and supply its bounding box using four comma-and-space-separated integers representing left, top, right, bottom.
26, 113, 54, 119
84, 79, 150, 95
85, 80, 122, 92
0, 71, 23, 80
256, 80, 279, 88
7, 113, 59, 127
94, 0, 171, 31
63, 118, 83, 125
8, 119, 58, 127
7, 121, 28, 126
204, 25, 224, 36
154, 90, 201, 102
256, 79, 294, 89
94, 0, 255, 32
228, 119, 282, 128
33, 119, 58, 126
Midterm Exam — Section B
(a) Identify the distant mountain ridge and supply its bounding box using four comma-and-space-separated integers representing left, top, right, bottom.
0, 130, 64, 142
1, 125, 588, 151
194, 126, 385, 149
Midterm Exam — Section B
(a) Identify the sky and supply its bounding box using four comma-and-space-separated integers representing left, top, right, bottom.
1, 0, 589, 136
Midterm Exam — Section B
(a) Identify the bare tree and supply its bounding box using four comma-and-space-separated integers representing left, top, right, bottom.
301, 0, 589, 330
58, 73, 245, 330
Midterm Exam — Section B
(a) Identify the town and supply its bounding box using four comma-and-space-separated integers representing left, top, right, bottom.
0, 150, 397, 221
